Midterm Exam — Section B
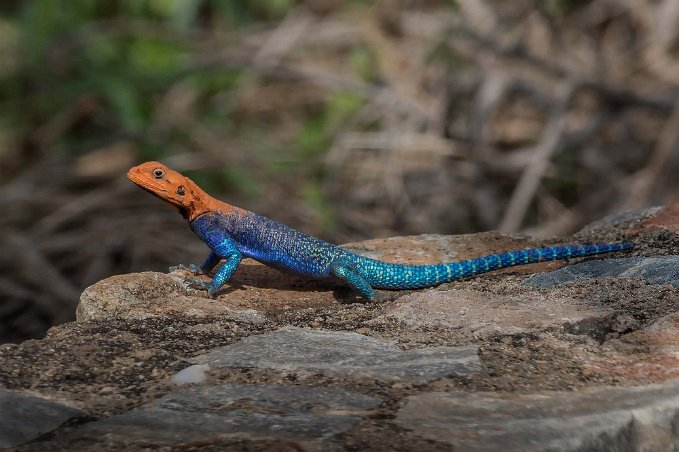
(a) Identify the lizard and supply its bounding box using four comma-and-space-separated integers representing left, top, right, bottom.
127, 161, 633, 301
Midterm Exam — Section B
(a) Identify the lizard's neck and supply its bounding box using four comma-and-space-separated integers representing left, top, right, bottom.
185, 179, 247, 221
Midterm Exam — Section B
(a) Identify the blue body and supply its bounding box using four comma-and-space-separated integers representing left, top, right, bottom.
186, 211, 632, 299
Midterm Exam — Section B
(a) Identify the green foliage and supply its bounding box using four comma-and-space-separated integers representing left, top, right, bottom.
248, 0, 298, 20
1, 0, 304, 154
297, 91, 364, 156
1, 0, 353, 234
300, 181, 337, 234
222, 166, 262, 199
350, 45, 379, 82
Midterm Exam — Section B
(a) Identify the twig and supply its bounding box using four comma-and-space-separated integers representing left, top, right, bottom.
4, 232, 79, 313
499, 85, 574, 232
31, 176, 133, 236
622, 103, 679, 209
253, 8, 311, 66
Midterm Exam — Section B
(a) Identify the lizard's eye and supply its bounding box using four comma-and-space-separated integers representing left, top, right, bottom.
177, 186, 185, 196
153, 168, 165, 179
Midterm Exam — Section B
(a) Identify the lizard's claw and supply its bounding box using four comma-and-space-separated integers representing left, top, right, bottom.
169, 263, 203, 275
186, 277, 210, 290
185, 277, 218, 298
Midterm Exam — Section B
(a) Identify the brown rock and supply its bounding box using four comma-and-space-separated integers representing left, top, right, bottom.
627, 203, 679, 234
9, 223, 679, 450
373, 288, 613, 338
585, 312, 679, 382
77, 271, 267, 324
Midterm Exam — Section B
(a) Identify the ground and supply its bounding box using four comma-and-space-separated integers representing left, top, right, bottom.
2, 205, 679, 450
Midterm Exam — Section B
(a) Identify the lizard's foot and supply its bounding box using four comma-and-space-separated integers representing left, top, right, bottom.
169, 263, 203, 275
185, 277, 210, 290
185, 277, 218, 298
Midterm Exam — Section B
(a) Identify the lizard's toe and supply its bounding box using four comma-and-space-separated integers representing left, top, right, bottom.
186, 277, 211, 291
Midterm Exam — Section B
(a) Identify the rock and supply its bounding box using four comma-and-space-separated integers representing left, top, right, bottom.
626, 203, 679, 234
77, 271, 267, 323
0, 388, 84, 448
583, 312, 679, 382
73, 384, 380, 448
6, 215, 679, 450
372, 288, 613, 337
524, 256, 679, 289
578, 206, 662, 234
170, 363, 211, 385
396, 381, 679, 451
186, 326, 482, 384
76, 233, 571, 324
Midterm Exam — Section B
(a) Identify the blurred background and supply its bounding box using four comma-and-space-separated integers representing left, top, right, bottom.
2, 0, 679, 342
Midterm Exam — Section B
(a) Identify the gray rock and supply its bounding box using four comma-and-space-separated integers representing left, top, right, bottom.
170, 363, 211, 385
524, 256, 679, 289
76, 384, 380, 446
0, 388, 84, 448
187, 326, 481, 384
396, 382, 679, 451
578, 206, 662, 233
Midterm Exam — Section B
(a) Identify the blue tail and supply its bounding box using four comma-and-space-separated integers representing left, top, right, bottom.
445, 243, 633, 280
361, 243, 633, 290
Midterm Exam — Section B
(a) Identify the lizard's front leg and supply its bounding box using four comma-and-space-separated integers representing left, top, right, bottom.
187, 250, 242, 297
170, 251, 221, 275
185, 234, 242, 297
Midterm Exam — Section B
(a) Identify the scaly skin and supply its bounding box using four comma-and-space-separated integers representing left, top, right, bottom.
128, 162, 633, 300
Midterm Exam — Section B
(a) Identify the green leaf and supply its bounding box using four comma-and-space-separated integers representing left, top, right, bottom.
296, 91, 363, 156
298, 116, 327, 156
350, 45, 378, 82
101, 77, 146, 133
148, 0, 202, 27
300, 182, 337, 233
128, 39, 182, 76
325, 91, 363, 129
223, 167, 261, 199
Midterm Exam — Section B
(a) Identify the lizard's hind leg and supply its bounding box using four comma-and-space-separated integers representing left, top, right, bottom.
331, 261, 375, 301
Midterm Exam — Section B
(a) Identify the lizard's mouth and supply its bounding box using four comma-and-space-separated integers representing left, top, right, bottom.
134, 184, 189, 219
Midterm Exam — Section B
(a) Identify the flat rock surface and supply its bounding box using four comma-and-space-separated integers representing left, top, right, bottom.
0, 389, 84, 448
524, 256, 679, 289
373, 287, 613, 337
583, 312, 679, 382
77, 232, 563, 323
187, 326, 482, 384
397, 381, 679, 451
5, 204, 679, 450
68, 384, 380, 449
77, 271, 269, 323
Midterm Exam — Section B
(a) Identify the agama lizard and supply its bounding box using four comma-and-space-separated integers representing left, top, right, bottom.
128, 161, 633, 300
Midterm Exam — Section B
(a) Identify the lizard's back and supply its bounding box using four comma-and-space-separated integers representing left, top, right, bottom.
190, 210, 352, 278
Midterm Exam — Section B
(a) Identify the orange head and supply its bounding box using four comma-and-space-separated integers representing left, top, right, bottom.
127, 161, 235, 221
